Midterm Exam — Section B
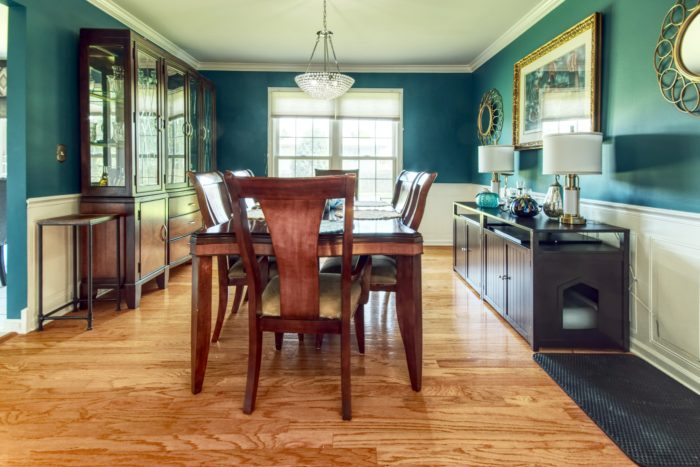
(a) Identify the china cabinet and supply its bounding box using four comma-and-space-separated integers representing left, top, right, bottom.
79, 29, 215, 308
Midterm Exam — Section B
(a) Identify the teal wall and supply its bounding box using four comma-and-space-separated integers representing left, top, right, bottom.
5, 0, 122, 319
202, 71, 473, 182
471, 0, 700, 212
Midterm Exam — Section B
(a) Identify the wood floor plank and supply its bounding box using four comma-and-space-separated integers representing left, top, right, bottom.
0, 246, 632, 465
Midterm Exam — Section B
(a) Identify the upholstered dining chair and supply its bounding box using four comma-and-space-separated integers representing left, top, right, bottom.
225, 173, 369, 420
369, 171, 437, 293
392, 170, 423, 216
189, 170, 264, 343
320, 171, 437, 297
315, 169, 359, 199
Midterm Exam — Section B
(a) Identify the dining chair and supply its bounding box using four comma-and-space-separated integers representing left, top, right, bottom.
370, 171, 437, 292
391, 170, 423, 216
189, 170, 265, 343
315, 169, 359, 199
320, 171, 437, 297
225, 173, 368, 420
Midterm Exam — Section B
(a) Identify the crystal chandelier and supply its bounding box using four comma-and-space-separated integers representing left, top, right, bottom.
295, 0, 354, 100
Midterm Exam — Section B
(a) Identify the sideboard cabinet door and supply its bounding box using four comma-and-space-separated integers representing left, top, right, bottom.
484, 231, 506, 315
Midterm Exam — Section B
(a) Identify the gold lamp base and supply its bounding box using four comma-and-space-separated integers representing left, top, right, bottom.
560, 213, 586, 225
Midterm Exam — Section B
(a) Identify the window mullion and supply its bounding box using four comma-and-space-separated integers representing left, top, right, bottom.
330, 118, 341, 169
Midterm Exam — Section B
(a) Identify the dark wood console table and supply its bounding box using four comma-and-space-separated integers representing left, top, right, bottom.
453, 202, 629, 351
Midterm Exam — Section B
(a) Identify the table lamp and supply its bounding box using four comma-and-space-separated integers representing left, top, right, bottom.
542, 132, 603, 225
478, 145, 514, 195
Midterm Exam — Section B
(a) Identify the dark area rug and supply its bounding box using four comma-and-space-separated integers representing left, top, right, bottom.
533, 353, 700, 467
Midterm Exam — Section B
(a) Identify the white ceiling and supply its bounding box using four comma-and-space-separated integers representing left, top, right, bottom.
99, 0, 561, 70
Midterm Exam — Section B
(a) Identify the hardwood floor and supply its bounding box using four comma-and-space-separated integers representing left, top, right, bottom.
0, 246, 631, 465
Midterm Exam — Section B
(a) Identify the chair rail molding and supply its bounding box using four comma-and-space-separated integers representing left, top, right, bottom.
471, 183, 700, 394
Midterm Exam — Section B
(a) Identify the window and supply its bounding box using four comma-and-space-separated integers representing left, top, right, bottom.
269, 89, 402, 201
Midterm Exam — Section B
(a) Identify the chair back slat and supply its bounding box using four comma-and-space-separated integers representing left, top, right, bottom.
315, 169, 359, 199
189, 171, 232, 228
402, 172, 437, 230
392, 170, 422, 215
225, 174, 356, 321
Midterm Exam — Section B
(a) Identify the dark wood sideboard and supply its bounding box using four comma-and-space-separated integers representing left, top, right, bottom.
453, 202, 630, 351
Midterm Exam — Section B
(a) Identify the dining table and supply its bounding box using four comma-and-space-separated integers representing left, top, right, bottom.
189, 215, 424, 394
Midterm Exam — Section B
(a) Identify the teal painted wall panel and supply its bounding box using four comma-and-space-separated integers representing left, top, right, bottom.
5, 0, 122, 319
202, 71, 473, 182
472, 0, 700, 212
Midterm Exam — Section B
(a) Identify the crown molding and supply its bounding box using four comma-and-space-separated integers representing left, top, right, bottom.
87, 0, 562, 74
86, 0, 200, 69
199, 62, 473, 73
468, 0, 565, 71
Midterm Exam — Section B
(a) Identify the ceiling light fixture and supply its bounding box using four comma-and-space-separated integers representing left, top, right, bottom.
295, 0, 354, 100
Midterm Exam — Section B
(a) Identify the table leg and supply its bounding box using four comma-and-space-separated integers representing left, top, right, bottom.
395, 254, 422, 392
191, 254, 213, 394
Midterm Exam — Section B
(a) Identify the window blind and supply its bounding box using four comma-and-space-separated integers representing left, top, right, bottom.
270, 89, 402, 120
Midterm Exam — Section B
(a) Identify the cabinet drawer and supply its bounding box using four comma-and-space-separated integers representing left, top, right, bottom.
169, 194, 199, 218
169, 211, 202, 239
169, 235, 191, 264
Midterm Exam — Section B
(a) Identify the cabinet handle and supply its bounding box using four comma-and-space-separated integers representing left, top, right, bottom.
460, 247, 466, 252
160, 224, 168, 242
188, 202, 197, 206
188, 220, 197, 225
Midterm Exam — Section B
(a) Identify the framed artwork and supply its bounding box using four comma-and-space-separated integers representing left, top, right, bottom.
513, 13, 601, 149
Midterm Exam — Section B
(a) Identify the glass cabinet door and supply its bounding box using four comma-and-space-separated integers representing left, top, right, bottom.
135, 48, 161, 191
87, 44, 126, 188
202, 83, 214, 171
188, 75, 200, 174
165, 66, 187, 187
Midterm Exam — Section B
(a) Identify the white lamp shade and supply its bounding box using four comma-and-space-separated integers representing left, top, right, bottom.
478, 145, 515, 173
542, 132, 603, 175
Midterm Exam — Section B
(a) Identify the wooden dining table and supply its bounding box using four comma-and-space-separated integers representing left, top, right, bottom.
189, 217, 424, 394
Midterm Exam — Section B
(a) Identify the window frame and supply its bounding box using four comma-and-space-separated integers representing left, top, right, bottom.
267, 88, 403, 199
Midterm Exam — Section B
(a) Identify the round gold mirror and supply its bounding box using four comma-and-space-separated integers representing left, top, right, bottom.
477, 88, 504, 145
654, 0, 700, 117
676, 7, 700, 79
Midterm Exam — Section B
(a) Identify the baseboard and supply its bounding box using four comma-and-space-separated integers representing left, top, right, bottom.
631, 338, 700, 395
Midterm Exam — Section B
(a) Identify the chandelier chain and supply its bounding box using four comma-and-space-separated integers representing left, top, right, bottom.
323, 0, 327, 32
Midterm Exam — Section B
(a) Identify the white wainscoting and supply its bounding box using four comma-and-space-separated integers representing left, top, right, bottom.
420, 183, 482, 246
21, 194, 81, 333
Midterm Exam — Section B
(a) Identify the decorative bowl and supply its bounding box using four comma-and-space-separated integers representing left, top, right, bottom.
509, 194, 540, 217
475, 191, 500, 208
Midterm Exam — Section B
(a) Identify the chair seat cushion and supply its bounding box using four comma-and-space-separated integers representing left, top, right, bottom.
228, 257, 278, 280
319, 255, 360, 274
261, 273, 362, 319
228, 259, 247, 280
321, 255, 396, 286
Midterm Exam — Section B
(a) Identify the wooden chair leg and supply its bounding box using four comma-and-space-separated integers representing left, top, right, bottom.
243, 324, 263, 414
275, 332, 284, 351
355, 305, 365, 354
211, 260, 230, 343
341, 323, 352, 421
230, 285, 245, 315
315, 334, 323, 350
298, 333, 304, 342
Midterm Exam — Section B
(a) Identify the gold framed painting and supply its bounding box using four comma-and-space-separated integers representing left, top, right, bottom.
513, 13, 601, 149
